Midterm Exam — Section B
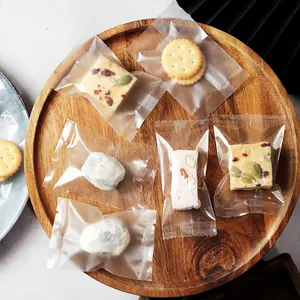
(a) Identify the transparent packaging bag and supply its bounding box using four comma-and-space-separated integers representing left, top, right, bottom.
43, 120, 156, 209
127, 1, 248, 119
0, 110, 20, 202
55, 36, 166, 141
213, 115, 286, 217
156, 120, 216, 239
0, 110, 19, 141
47, 197, 156, 281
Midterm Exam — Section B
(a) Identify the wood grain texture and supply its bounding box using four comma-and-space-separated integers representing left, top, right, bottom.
24, 19, 300, 297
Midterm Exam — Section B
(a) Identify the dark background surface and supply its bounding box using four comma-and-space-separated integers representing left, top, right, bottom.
177, 0, 300, 94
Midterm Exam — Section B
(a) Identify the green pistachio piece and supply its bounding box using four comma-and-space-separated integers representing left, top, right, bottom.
241, 172, 255, 184
231, 166, 242, 177
251, 162, 263, 179
117, 75, 132, 86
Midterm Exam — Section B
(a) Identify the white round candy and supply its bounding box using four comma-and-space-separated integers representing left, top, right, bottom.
81, 152, 126, 191
80, 218, 131, 256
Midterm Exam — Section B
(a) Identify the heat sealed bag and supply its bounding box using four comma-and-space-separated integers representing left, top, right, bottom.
47, 197, 156, 281
213, 115, 286, 217
43, 120, 156, 209
0, 110, 22, 202
55, 36, 166, 141
0, 71, 28, 203
128, 1, 248, 119
155, 120, 216, 239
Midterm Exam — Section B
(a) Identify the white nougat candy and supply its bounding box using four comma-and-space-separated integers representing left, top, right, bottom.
171, 149, 200, 210
80, 218, 131, 256
81, 152, 126, 190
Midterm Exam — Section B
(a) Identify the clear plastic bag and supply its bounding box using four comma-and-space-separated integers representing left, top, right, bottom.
55, 36, 166, 141
47, 197, 156, 281
0, 110, 20, 202
155, 120, 216, 239
213, 115, 286, 217
0, 110, 19, 141
43, 120, 156, 209
127, 1, 248, 119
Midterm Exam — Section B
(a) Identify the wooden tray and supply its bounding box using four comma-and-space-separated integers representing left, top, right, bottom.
25, 20, 300, 297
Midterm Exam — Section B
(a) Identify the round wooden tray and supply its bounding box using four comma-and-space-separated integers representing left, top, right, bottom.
25, 20, 300, 297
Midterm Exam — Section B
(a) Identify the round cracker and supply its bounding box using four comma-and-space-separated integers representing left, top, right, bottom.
162, 39, 203, 79
0, 140, 22, 180
177, 55, 206, 86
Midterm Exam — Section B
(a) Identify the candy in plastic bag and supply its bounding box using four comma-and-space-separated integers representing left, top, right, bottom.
156, 120, 216, 239
55, 36, 166, 141
213, 115, 286, 217
43, 120, 156, 209
47, 197, 156, 281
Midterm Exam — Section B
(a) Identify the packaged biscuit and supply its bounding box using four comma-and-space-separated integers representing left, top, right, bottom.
213, 115, 286, 217
128, 1, 248, 119
47, 197, 156, 281
0, 73, 27, 204
155, 120, 216, 239
55, 36, 166, 141
0, 109, 24, 202
43, 120, 156, 209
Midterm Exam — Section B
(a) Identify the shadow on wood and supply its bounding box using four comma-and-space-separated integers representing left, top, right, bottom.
141, 253, 300, 299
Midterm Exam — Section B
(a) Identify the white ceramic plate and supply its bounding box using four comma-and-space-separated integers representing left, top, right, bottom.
0, 71, 29, 241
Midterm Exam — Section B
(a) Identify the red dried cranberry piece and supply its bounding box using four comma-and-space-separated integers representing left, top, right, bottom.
91, 68, 100, 75
94, 89, 101, 95
262, 171, 270, 177
242, 153, 249, 157
101, 69, 115, 76
106, 97, 113, 106
261, 142, 271, 147
232, 157, 239, 162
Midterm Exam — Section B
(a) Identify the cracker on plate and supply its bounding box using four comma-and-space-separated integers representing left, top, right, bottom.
0, 140, 22, 181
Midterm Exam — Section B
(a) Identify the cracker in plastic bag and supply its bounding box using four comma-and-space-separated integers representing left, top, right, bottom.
213, 115, 286, 217
128, 1, 248, 119
47, 197, 156, 281
43, 120, 156, 209
156, 120, 216, 239
0, 110, 23, 203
